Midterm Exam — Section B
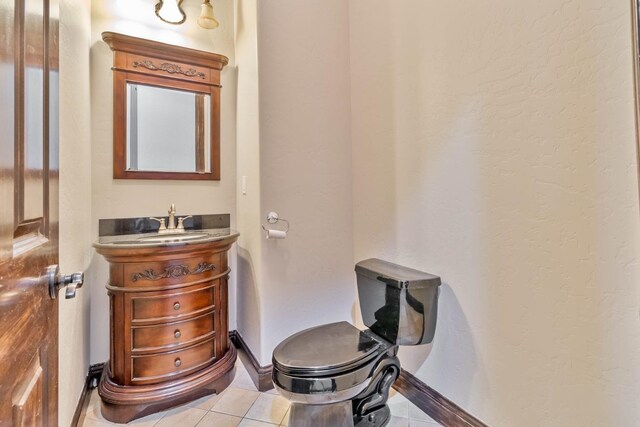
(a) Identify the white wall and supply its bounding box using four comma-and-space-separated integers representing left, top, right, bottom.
234, 0, 264, 361
349, 0, 640, 425
234, 0, 355, 366
255, 0, 355, 365
89, 0, 237, 364
58, 0, 92, 425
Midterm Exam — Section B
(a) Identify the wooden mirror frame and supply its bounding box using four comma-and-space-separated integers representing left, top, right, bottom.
102, 32, 228, 180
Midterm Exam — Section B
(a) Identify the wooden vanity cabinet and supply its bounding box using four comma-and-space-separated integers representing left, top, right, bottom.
95, 236, 238, 423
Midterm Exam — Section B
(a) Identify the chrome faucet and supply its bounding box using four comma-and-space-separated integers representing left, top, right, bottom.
167, 203, 177, 230
150, 204, 192, 234
177, 215, 192, 231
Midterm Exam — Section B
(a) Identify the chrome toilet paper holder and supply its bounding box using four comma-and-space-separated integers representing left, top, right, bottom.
261, 211, 290, 233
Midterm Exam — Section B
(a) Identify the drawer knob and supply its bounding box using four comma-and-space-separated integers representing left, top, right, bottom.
174, 330, 181, 339
173, 302, 181, 310
175, 358, 182, 367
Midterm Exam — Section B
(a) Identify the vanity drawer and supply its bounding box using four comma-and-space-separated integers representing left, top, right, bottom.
124, 253, 222, 288
131, 337, 216, 384
130, 283, 216, 323
132, 312, 215, 353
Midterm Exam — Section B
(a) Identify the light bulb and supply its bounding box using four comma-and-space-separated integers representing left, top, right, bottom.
198, 0, 219, 29
155, 0, 186, 25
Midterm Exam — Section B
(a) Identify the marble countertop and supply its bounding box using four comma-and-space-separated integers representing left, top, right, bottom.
93, 228, 239, 249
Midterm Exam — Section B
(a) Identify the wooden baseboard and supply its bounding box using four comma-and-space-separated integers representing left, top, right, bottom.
229, 330, 274, 392
392, 369, 489, 427
71, 363, 105, 427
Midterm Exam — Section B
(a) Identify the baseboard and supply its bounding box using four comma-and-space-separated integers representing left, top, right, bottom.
71, 363, 105, 427
229, 330, 274, 392
392, 369, 489, 427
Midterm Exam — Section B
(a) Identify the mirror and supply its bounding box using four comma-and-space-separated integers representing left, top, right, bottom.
126, 84, 211, 173
103, 32, 228, 180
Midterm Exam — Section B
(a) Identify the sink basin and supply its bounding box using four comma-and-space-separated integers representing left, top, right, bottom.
136, 232, 211, 243
94, 229, 237, 248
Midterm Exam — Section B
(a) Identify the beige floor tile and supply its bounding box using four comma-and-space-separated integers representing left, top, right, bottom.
388, 397, 409, 418
408, 402, 438, 423
280, 408, 290, 426
231, 370, 258, 391
154, 406, 207, 427
409, 420, 441, 426
88, 389, 101, 405
244, 393, 290, 424
188, 392, 225, 411
235, 360, 248, 374
84, 391, 109, 422
265, 387, 279, 395
387, 389, 407, 403
386, 416, 409, 427
112, 410, 167, 427
82, 418, 113, 427
238, 419, 278, 427
212, 387, 261, 417
196, 411, 243, 427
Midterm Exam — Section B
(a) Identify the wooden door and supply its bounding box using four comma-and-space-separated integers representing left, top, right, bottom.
0, 0, 60, 425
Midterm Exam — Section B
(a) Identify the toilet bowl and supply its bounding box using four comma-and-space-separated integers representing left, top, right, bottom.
272, 258, 441, 427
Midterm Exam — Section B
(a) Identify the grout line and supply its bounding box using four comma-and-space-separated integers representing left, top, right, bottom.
242, 415, 283, 425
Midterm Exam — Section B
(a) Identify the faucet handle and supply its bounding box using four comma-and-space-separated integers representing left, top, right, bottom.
149, 217, 167, 231
176, 216, 193, 231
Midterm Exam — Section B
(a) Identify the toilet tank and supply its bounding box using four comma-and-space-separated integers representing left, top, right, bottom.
355, 259, 441, 346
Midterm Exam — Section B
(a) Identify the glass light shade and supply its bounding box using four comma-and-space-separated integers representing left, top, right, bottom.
198, 1, 220, 29
155, 0, 186, 25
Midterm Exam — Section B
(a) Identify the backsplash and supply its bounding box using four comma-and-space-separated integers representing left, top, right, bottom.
98, 213, 230, 236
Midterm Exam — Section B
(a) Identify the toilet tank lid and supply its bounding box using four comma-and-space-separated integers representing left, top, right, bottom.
355, 258, 441, 289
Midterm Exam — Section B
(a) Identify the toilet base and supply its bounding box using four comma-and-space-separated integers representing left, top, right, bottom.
352, 353, 398, 427
289, 401, 355, 427
286, 353, 400, 427
354, 405, 391, 427
288, 402, 391, 427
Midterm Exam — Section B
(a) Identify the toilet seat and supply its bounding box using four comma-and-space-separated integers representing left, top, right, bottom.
273, 322, 388, 377
272, 322, 395, 405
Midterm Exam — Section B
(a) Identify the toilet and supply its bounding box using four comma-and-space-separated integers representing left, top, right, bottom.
272, 258, 441, 427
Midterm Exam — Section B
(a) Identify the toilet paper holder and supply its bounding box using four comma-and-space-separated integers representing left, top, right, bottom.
261, 211, 290, 234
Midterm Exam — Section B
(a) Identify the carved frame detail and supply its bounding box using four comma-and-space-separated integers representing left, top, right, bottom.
132, 60, 206, 79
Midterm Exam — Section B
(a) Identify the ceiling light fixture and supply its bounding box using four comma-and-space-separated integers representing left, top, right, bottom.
198, 0, 219, 29
155, 0, 220, 30
155, 0, 186, 25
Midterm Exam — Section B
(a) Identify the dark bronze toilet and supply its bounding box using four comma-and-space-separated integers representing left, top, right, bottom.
272, 259, 441, 427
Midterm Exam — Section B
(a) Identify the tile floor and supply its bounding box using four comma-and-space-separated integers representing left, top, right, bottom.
81, 358, 441, 427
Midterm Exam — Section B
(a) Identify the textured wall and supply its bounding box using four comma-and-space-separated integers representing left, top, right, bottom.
89, 0, 238, 364
350, 0, 640, 425
255, 0, 355, 365
234, 0, 264, 362
232, 0, 355, 365
58, 0, 92, 424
